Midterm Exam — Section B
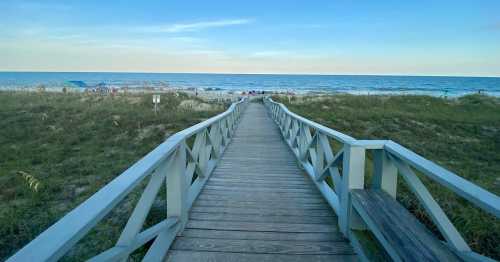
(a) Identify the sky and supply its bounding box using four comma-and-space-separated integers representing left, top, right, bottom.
1, 0, 500, 76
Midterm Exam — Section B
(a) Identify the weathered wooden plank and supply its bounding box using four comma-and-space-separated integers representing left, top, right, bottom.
216, 160, 299, 165
189, 212, 336, 224
218, 160, 296, 164
203, 185, 319, 194
218, 167, 297, 171
198, 192, 324, 202
166, 251, 357, 262
212, 173, 308, 180
214, 167, 303, 173
351, 189, 460, 262
180, 229, 345, 242
186, 220, 338, 233
216, 157, 298, 162
224, 145, 289, 148
217, 158, 297, 163
213, 169, 305, 175
171, 237, 354, 255
191, 206, 334, 217
216, 161, 299, 166
205, 182, 317, 190
200, 189, 322, 198
193, 199, 328, 209
214, 165, 302, 170
196, 194, 326, 204
217, 158, 298, 163
207, 178, 313, 185
218, 156, 294, 161
207, 180, 311, 187
208, 177, 310, 185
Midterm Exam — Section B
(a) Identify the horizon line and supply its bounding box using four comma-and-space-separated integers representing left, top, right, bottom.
0, 70, 499, 78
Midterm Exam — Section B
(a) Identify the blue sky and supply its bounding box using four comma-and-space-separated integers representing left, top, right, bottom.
1, 0, 499, 76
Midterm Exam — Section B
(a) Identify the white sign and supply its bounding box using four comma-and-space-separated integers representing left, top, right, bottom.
153, 94, 161, 104
153, 94, 161, 114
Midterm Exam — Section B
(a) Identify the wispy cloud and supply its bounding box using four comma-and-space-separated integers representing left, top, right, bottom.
249, 50, 326, 60
140, 19, 253, 33
166, 36, 204, 43
251, 51, 291, 57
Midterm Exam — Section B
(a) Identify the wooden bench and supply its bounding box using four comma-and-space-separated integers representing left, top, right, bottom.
351, 189, 461, 262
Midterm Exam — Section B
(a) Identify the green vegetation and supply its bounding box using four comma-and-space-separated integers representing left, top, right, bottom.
273, 94, 500, 259
0, 91, 224, 260
2, 91, 498, 259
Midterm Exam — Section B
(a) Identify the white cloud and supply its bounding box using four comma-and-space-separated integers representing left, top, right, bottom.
249, 50, 323, 59
140, 19, 253, 33
166, 36, 204, 43
251, 51, 291, 57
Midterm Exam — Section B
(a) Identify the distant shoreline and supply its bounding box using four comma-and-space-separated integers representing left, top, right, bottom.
0, 86, 495, 99
1, 72, 499, 97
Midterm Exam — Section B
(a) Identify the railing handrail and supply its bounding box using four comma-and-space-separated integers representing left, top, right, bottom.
384, 140, 500, 218
267, 98, 356, 144
265, 97, 499, 218
8, 97, 247, 262
169, 99, 245, 141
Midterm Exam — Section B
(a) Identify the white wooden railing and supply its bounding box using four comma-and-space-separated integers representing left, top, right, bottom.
7, 98, 247, 262
264, 97, 500, 261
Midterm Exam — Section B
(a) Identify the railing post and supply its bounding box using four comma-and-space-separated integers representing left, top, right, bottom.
229, 111, 235, 133
166, 143, 188, 231
284, 115, 291, 136
339, 143, 366, 235
373, 149, 398, 198
209, 122, 220, 159
280, 109, 285, 126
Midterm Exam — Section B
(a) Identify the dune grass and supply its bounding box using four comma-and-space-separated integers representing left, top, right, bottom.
0, 91, 225, 260
2, 91, 498, 259
272, 94, 500, 259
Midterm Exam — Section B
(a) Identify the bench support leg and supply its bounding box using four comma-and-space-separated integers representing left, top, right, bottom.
340, 144, 366, 234
373, 149, 398, 198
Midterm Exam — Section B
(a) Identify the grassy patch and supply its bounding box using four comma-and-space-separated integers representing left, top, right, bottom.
273, 94, 500, 259
0, 91, 225, 260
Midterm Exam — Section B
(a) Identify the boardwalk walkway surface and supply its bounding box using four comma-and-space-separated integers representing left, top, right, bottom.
166, 103, 357, 262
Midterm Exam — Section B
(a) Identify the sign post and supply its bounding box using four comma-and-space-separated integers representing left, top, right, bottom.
153, 94, 161, 114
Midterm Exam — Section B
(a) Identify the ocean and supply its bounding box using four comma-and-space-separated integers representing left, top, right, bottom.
1, 72, 499, 97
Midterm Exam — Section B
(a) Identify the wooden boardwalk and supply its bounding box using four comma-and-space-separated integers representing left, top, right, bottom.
11, 98, 498, 262
166, 103, 357, 262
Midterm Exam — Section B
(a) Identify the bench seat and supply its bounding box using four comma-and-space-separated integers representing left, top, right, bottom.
351, 189, 461, 262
